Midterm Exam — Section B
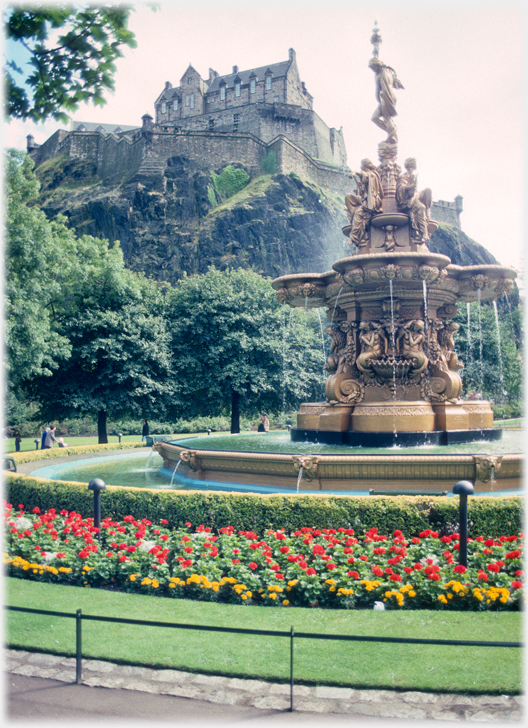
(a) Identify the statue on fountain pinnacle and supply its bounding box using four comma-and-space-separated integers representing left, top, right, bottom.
368, 23, 404, 145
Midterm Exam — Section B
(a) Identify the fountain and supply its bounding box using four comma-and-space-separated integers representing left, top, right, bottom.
154, 26, 521, 495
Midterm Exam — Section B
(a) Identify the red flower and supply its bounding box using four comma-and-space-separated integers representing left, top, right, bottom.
106, 552, 114, 558
275, 573, 284, 580
373, 547, 386, 555
123, 515, 134, 522
347, 570, 359, 579
403, 566, 413, 574
453, 565, 466, 574
389, 574, 402, 582
270, 563, 280, 571
428, 573, 441, 581
298, 561, 307, 569
280, 546, 290, 554
248, 562, 258, 570
32, 507, 40, 514
312, 544, 325, 555
511, 580, 523, 590
160, 519, 168, 524
232, 558, 241, 564
126, 545, 136, 553
360, 555, 368, 562
487, 563, 501, 573
478, 572, 488, 581
56, 553, 66, 559
182, 559, 192, 568
372, 565, 383, 577
306, 568, 317, 575
326, 563, 336, 570
414, 563, 423, 571
384, 567, 394, 575
184, 547, 193, 553
185, 522, 192, 527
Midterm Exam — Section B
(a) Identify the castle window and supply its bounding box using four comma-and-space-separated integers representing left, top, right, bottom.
250, 78, 256, 94
209, 119, 215, 130
266, 75, 272, 90
220, 84, 226, 100
188, 77, 192, 85
190, 94, 195, 109
235, 82, 241, 97
185, 95, 190, 106
274, 96, 279, 102
233, 113, 240, 131
174, 99, 178, 110
161, 102, 167, 113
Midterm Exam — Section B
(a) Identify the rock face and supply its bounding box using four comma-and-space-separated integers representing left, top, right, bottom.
34, 154, 498, 284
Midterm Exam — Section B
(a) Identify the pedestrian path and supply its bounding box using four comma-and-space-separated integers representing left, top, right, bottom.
5, 649, 523, 722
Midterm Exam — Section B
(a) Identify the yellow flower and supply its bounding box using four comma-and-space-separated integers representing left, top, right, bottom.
283, 600, 290, 606
437, 595, 448, 604
129, 575, 137, 582
169, 583, 175, 588
241, 594, 247, 600
269, 593, 277, 600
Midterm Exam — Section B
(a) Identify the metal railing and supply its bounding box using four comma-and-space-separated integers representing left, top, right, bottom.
6, 605, 523, 712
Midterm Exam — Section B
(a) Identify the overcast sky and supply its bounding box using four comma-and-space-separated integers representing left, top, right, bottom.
3, 0, 525, 274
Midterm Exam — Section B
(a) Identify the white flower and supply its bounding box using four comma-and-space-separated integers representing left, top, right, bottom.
373, 601, 385, 611
43, 552, 57, 563
139, 541, 156, 553
15, 517, 32, 530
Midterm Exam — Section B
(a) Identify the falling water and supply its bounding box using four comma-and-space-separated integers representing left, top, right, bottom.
304, 295, 308, 311
282, 303, 288, 414
317, 308, 328, 399
422, 280, 429, 353
466, 302, 472, 377
477, 289, 484, 394
492, 300, 505, 400
331, 286, 344, 323
389, 279, 398, 438
169, 460, 182, 488
296, 467, 303, 494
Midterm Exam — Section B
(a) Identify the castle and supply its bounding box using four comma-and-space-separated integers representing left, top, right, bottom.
26, 48, 463, 227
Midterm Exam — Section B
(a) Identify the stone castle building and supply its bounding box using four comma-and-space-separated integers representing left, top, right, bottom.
26, 48, 462, 226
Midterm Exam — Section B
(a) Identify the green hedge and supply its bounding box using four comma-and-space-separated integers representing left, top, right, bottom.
8, 442, 144, 466
4, 473, 523, 538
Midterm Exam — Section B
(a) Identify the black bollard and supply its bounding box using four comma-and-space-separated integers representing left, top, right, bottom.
118, 433, 123, 443
452, 480, 474, 567
34, 439, 39, 450
88, 478, 106, 539
207, 429, 211, 436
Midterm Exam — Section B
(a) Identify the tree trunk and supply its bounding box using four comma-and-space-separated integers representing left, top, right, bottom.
98, 409, 108, 444
231, 389, 240, 434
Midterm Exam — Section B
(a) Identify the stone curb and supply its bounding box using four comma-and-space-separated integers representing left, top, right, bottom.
4, 649, 524, 722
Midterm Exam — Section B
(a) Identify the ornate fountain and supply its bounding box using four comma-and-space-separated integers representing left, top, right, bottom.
154, 27, 521, 494
272, 24, 516, 447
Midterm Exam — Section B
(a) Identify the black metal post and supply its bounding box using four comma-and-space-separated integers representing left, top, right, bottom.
76, 608, 82, 684
118, 433, 122, 443
34, 439, 39, 450
290, 625, 294, 712
88, 479, 106, 539
452, 480, 474, 567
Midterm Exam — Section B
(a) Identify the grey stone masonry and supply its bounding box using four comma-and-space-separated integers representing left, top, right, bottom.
5, 649, 523, 722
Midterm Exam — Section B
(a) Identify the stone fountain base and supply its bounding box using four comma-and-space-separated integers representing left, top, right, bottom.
291, 426, 502, 448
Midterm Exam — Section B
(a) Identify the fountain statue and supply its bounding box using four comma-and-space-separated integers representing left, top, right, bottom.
154, 26, 521, 494
272, 23, 516, 447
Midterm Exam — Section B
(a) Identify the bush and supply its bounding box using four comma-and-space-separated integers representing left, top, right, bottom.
4, 474, 523, 540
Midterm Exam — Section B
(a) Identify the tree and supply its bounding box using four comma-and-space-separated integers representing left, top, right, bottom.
29, 297, 175, 443
4, 4, 137, 123
6, 148, 175, 442
165, 267, 326, 433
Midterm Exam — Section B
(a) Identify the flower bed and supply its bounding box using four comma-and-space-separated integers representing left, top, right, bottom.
3, 501, 523, 611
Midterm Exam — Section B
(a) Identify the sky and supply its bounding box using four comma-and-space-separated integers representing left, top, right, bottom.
2, 0, 526, 275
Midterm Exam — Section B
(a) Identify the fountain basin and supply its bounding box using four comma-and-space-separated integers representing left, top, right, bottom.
153, 431, 522, 494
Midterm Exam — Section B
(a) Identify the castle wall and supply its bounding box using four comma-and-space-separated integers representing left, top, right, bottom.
29, 129, 70, 166
431, 200, 462, 229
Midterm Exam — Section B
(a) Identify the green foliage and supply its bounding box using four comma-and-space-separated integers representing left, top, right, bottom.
210, 165, 250, 200
10, 442, 144, 466
206, 184, 217, 208
5, 475, 523, 539
261, 150, 277, 174
165, 267, 325, 431
5, 5, 137, 123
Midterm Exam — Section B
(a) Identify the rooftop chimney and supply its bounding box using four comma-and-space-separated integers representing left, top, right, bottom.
232, 65, 238, 73
288, 48, 296, 62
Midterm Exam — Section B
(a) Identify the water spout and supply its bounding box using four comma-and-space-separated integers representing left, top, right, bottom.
389, 279, 398, 438
477, 289, 484, 394
331, 286, 344, 323
422, 280, 429, 353
169, 459, 181, 488
466, 302, 472, 377
296, 466, 303, 494
492, 301, 506, 401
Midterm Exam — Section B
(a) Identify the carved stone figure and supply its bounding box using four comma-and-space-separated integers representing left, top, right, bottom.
397, 320, 428, 377
369, 57, 404, 143
346, 159, 383, 248
439, 321, 464, 372
396, 158, 432, 243
356, 321, 388, 376
324, 325, 347, 373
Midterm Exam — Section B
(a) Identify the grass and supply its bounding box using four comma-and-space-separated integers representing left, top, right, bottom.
5, 577, 523, 694
4, 432, 233, 454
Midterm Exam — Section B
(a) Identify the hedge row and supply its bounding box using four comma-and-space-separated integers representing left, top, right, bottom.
8, 442, 145, 466
4, 474, 523, 539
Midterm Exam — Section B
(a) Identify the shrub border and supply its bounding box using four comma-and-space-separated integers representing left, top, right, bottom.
4, 471, 523, 539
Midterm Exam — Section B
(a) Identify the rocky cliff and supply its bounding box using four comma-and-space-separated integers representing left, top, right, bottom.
34, 153, 498, 285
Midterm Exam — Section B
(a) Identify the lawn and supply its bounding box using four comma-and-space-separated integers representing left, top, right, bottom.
4, 432, 231, 454
5, 577, 522, 694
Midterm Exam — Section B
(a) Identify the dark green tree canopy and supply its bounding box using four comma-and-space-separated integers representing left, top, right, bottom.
165, 267, 326, 432
4, 4, 137, 123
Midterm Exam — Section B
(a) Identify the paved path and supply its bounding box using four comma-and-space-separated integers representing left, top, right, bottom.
5, 649, 523, 723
